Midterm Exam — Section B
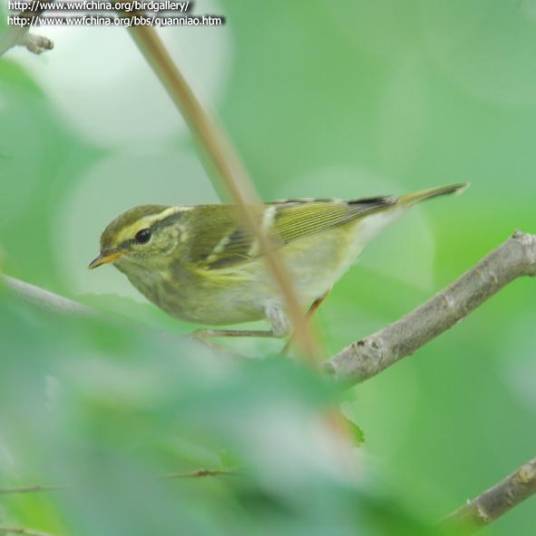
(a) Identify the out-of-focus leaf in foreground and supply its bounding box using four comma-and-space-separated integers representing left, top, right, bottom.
0, 282, 439, 535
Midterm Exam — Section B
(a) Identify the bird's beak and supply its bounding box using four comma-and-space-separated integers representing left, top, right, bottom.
88, 250, 123, 269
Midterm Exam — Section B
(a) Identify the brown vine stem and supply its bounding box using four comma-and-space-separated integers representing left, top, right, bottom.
119, 15, 318, 361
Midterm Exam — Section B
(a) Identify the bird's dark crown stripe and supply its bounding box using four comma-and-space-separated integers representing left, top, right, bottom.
117, 211, 185, 249
150, 211, 184, 231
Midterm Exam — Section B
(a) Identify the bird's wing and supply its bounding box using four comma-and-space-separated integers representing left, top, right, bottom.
187, 197, 396, 270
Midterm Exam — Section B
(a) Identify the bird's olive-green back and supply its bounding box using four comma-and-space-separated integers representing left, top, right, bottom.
184, 197, 395, 269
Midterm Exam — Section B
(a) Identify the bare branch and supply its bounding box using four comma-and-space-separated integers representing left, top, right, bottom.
0, 484, 66, 495
442, 456, 536, 532
0, 469, 233, 496
326, 232, 536, 384
2, 275, 91, 316
120, 19, 318, 361
0, 527, 55, 536
162, 468, 236, 479
0, 2, 53, 57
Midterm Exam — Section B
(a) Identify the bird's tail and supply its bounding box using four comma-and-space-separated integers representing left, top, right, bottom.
398, 182, 469, 207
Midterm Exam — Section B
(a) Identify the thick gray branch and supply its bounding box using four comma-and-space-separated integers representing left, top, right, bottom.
443, 456, 536, 532
326, 232, 536, 384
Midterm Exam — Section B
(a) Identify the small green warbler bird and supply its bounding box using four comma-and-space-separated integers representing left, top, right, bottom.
89, 183, 467, 337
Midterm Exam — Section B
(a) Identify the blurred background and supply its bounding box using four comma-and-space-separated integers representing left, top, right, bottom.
1, 0, 535, 534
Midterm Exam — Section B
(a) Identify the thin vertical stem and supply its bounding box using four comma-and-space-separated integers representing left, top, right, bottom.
123, 22, 319, 361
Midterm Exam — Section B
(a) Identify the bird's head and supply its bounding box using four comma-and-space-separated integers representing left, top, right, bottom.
89, 205, 189, 271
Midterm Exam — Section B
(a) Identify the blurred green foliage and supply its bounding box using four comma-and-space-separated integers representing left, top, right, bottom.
0, 287, 440, 535
1, 0, 535, 534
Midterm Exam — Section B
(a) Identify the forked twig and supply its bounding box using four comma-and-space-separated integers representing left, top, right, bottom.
326, 232, 536, 384
0, 1, 53, 56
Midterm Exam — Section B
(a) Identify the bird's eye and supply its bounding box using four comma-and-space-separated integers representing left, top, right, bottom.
134, 228, 151, 244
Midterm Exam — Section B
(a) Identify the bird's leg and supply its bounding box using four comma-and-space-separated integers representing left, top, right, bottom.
189, 328, 278, 357
264, 301, 291, 338
192, 328, 279, 339
280, 290, 331, 355
188, 331, 252, 359
306, 291, 331, 319
190, 302, 291, 341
